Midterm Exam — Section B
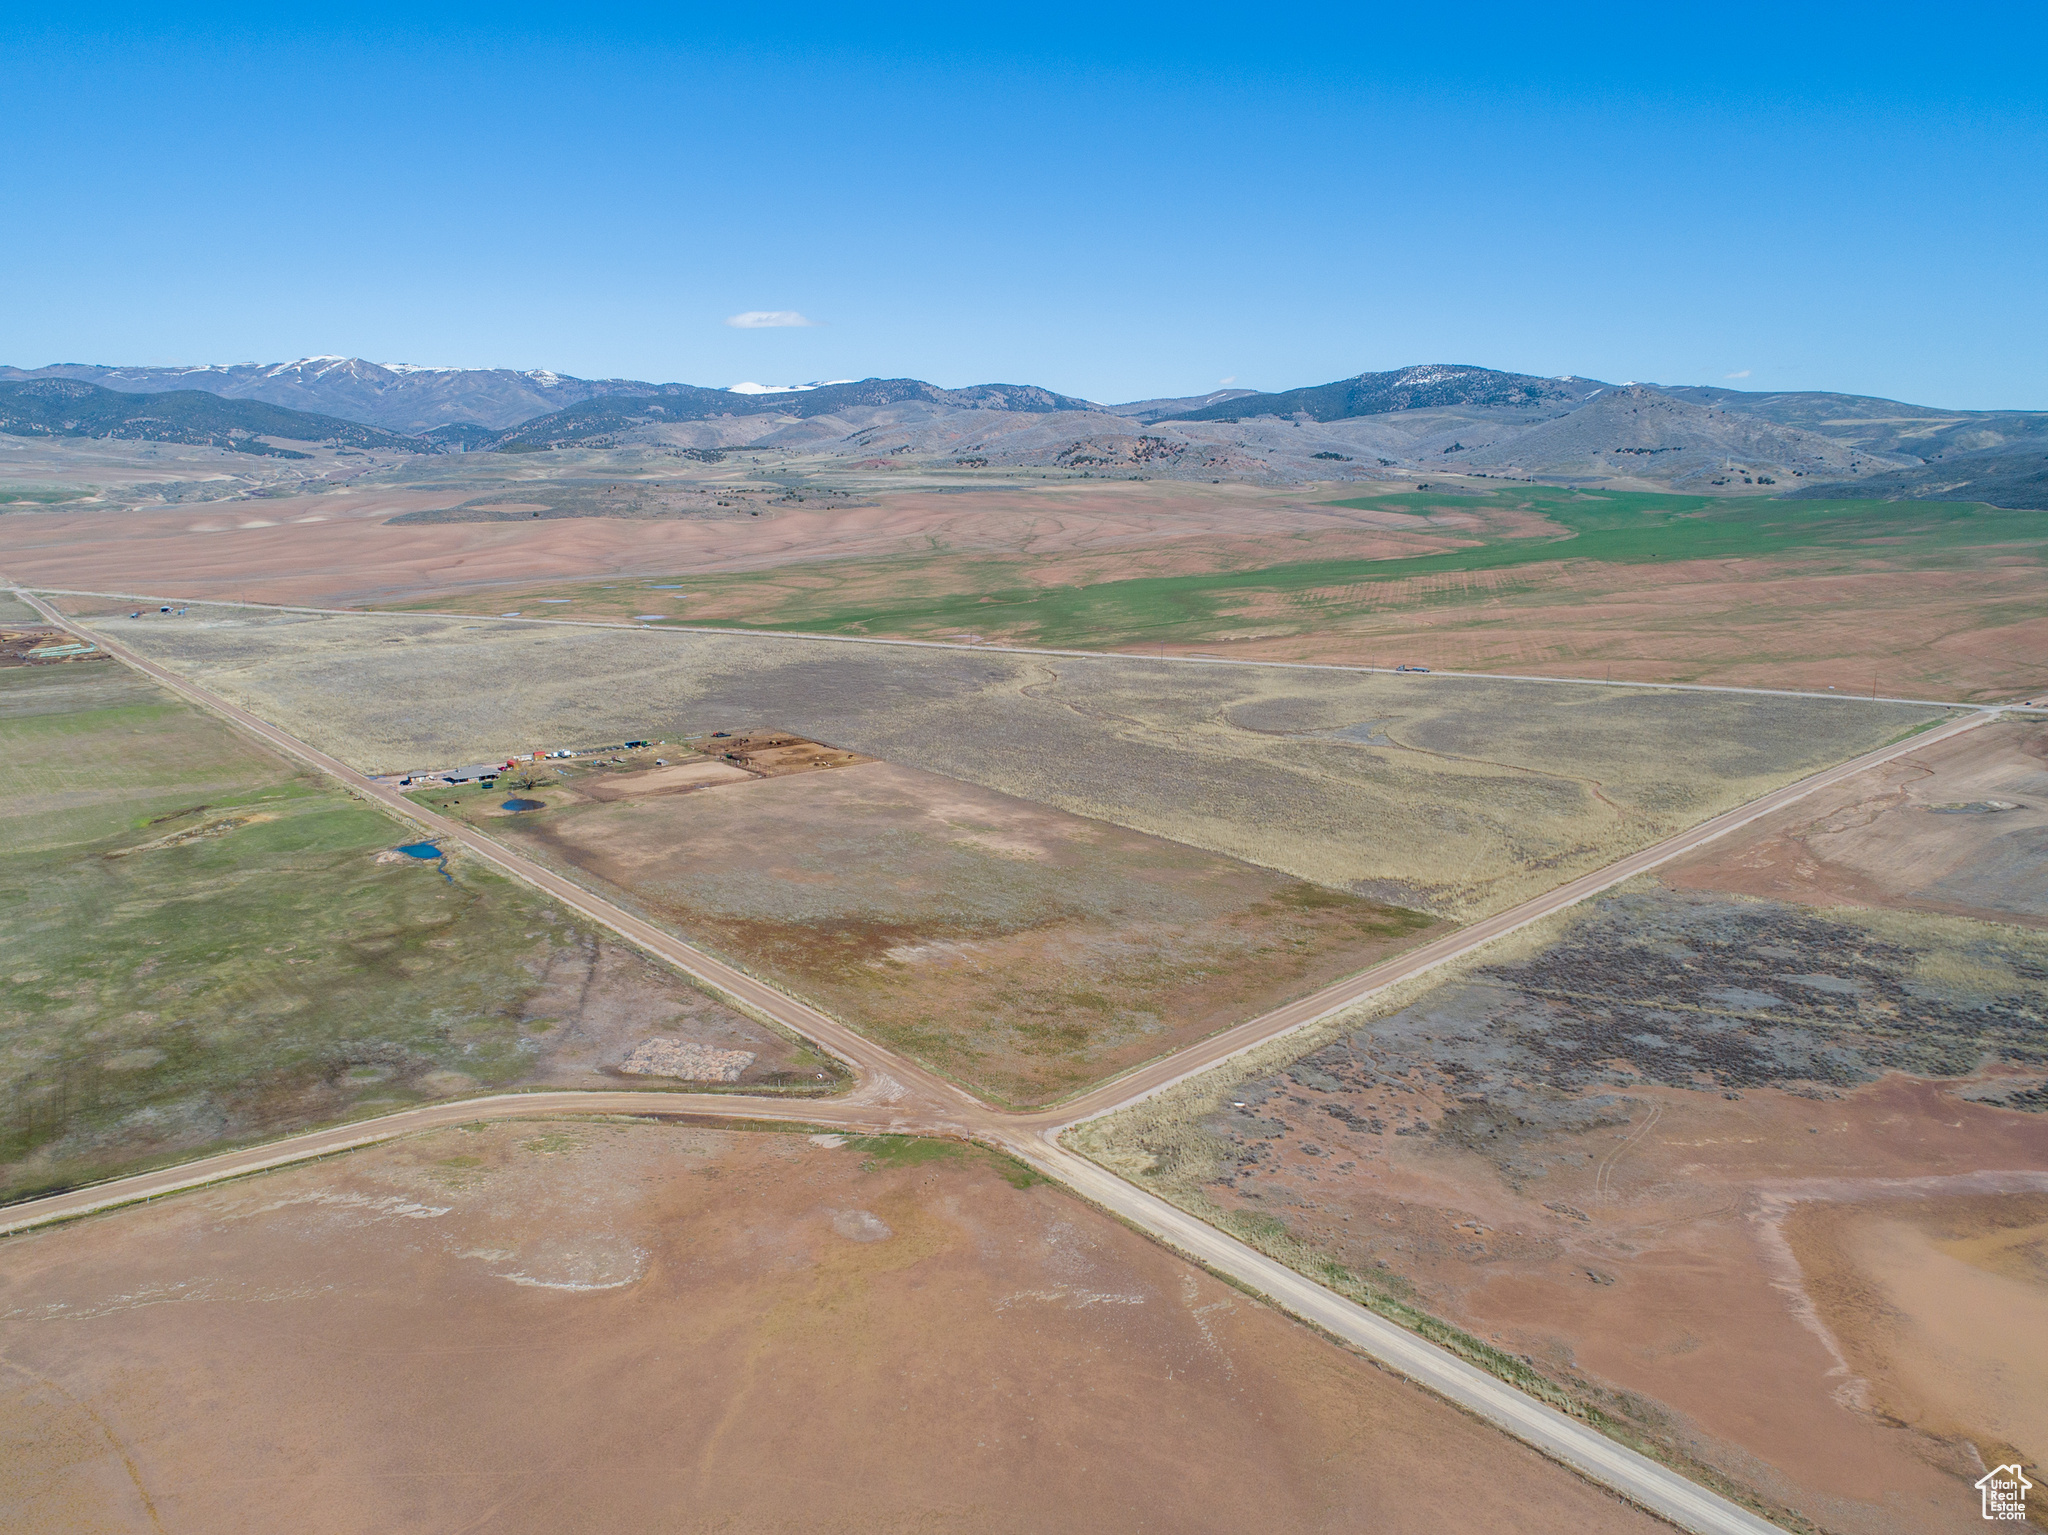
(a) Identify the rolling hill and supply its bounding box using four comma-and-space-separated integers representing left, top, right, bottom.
487, 378, 1103, 451
5, 354, 2043, 507
1153, 365, 1605, 423
0, 379, 429, 456
1456, 385, 1915, 488
0, 358, 654, 434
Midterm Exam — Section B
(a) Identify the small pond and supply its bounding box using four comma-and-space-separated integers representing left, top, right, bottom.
500, 798, 546, 812
396, 843, 441, 859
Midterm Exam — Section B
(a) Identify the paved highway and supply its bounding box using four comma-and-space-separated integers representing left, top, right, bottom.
3, 587, 2001, 1534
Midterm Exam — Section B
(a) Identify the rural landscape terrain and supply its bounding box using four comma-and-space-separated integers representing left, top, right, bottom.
1, 355, 2043, 1535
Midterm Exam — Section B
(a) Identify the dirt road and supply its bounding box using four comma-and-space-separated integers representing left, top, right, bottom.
5, 587, 1998, 1535
29, 584, 1994, 711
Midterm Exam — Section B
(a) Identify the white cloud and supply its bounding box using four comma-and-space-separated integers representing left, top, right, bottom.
1218, 375, 1237, 385
724, 310, 820, 329
1724, 368, 1752, 379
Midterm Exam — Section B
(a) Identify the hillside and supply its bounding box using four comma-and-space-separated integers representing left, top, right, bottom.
5, 355, 2043, 506
1786, 439, 2048, 510
1155, 365, 1605, 423
0, 358, 661, 433
0, 379, 428, 456
1106, 387, 1259, 422
1656, 383, 2048, 462
0, 359, 1103, 436
1458, 385, 1915, 488
488, 378, 1102, 451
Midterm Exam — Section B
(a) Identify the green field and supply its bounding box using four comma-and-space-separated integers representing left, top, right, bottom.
693, 490, 2040, 648
0, 487, 88, 506
0, 589, 44, 624
392, 486, 2048, 656
0, 662, 793, 1203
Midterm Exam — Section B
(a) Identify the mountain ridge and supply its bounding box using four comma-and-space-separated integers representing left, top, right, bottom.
0, 378, 429, 456
5, 356, 2044, 507
1153, 364, 1607, 423
0, 358, 663, 434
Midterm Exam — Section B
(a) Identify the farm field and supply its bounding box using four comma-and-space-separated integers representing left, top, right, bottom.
0, 1119, 1663, 1535
395, 485, 2048, 701
0, 589, 43, 625
9, 473, 2044, 698
1072, 725, 2048, 1534
0, 662, 836, 1204
0, 475, 1478, 607
81, 606, 1949, 919
430, 748, 1433, 1106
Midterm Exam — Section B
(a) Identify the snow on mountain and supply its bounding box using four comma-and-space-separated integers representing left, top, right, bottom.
726, 379, 858, 395
0, 358, 679, 432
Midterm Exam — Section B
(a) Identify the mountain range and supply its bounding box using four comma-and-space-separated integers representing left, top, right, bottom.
0, 378, 427, 456
3, 358, 2042, 507
0, 358, 635, 434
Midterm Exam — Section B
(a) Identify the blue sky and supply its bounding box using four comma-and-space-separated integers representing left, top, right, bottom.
3, 3, 2043, 407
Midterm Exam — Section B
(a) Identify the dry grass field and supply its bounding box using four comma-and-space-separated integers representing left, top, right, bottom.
1072, 755, 2048, 1535
1165, 557, 2048, 703
74, 608, 1946, 920
0, 477, 1473, 606
389, 488, 2048, 703
0, 660, 834, 1204
432, 751, 1432, 1106
10, 472, 2041, 698
0, 1120, 1662, 1535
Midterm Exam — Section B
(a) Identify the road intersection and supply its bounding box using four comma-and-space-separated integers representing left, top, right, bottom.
4, 587, 2007, 1533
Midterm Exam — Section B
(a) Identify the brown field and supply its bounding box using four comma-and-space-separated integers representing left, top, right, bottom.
1783, 1190, 2048, 1484
12, 469, 2040, 698
77, 610, 1945, 921
1075, 868, 2048, 1535
436, 752, 1432, 1106
0, 1121, 1659, 1535
0, 479, 1474, 607
1663, 716, 2048, 927
1150, 557, 2048, 703
576, 755, 755, 797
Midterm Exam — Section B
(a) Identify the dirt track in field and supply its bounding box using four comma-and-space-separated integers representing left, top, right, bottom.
0, 1120, 1662, 1535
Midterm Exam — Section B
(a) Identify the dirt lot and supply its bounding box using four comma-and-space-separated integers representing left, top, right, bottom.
0, 662, 833, 1204
1663, 717, 2048, 927
79, 609, 1946, 920
435, 753, 1431, 1106
1075, 882, 2048, 1535
1782, 1189, 2048, 1488
0, 1122, 1659, 1535
0, 627, 107, 667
